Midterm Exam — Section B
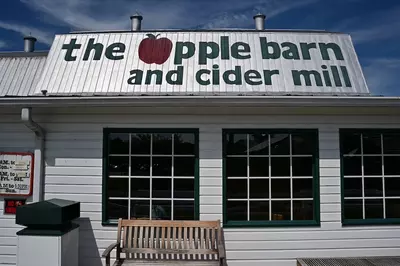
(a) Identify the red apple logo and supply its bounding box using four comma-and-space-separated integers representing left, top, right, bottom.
138, 34, 173, 64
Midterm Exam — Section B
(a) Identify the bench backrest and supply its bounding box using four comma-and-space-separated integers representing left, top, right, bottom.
116, 219, 222, 260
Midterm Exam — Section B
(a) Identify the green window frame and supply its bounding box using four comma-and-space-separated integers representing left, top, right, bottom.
223, 129, 320, 227
340, 129, 400, 225
102, 128, 199, 225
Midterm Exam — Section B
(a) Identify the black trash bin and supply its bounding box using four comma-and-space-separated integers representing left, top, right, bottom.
15, 198, 80, 266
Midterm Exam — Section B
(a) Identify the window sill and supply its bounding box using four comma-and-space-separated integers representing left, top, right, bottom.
102, 219, 119, 226
223, 220, 320, 228
342, 218, 400, 226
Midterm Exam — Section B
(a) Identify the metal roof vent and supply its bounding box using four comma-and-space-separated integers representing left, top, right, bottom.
24, 36, 37, 52
253, 13, 266, 30
130, 13, 143, 31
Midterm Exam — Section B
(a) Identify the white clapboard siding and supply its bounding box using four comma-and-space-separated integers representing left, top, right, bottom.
39, 109, 400, 266
2, 106, 400, 266
0, 109, 35, 265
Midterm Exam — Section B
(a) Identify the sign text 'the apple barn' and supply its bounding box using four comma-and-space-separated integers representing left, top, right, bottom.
61, 34, 352, 88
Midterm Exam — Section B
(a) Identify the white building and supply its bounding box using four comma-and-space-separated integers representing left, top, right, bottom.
1, 15, 400, 266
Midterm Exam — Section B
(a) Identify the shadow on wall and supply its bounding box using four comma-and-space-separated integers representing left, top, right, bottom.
77, 217, 103, 266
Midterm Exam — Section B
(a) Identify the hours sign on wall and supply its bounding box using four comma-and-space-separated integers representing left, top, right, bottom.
0, 153, 34, 196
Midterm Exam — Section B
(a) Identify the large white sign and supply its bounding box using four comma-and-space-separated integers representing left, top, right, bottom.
35, 31, 369, 96
0, 153, 33, 196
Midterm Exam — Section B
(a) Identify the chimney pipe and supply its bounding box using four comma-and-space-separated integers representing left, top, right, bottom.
24, 36, 37, 52
130, 13, 143, 31
253, 13, 266, 30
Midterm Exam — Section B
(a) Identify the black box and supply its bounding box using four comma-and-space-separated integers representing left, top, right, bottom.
16, 198, 80, 228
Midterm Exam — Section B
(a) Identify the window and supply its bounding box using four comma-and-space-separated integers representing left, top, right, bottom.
103, 129, 199, 224
223, 129, 320, 227
341, 130, 400, 225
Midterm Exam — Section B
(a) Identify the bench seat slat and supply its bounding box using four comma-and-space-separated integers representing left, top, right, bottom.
122, 248, 218, 255
121, 220, 219, 228
117, 259, 220, 266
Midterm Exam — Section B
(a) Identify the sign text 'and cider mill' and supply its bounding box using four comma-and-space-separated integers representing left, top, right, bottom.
0, 153, 33, 196
61, 33, 352, 89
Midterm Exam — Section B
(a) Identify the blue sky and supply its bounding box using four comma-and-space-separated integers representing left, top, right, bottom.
0, 0, 399, 96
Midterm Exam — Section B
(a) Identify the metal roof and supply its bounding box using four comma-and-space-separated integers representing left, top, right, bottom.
0, 52, 47, 97
34, 31, 369, 97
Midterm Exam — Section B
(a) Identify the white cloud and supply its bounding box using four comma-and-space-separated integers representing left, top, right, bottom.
336, 7, 400, 44
198, 0, 317, 29
0, 21, 54, 45
20, 0, 318, 31
0, 40, 7, 49
363, 58, 400, 96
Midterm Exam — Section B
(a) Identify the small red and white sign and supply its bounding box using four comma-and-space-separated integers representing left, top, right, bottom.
4, 198, 26, 215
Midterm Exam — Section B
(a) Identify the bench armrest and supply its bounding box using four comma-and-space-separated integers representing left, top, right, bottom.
102, 242, 119, 258
102, 242, 120, 266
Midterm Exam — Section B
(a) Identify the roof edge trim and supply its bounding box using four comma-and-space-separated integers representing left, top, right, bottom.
0, 96, 399, 107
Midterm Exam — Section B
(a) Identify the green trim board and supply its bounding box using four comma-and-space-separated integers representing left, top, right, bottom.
102, 128, 200, 226
222, 129, 320, 228
339, 128, 400, 226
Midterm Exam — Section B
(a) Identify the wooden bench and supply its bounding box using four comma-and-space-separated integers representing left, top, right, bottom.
102, 219, 227, 266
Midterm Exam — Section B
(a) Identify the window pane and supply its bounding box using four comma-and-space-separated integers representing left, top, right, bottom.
152, 200, 171, 220
108, 178, 129, 197
153, 157, 172, 176
226, 201, 247, 221
109, 156, 129, 176
385, 177, 400, 197
271, 157, 290, 177
226, 157, 247, 177
383, 133, 400, 154
130, 157, 150, 176
344, 178, 362, 197
364, 156, 382, 176
174, 179, 194, 199
292, 157, 313, 177
249, 157, 269, 177
342, 132, 361, 155
153, 133, 172, 155
250, 201, 269, 221
271, 201, 290, 220
226, 133, 247, 155
271, 179, 290, 198
363, 133, 382, 154
131, 178, 150, 198
293, 179, 313, 198
386, 199, 400, 218
152, 178, 171, 198
365, 199, 383, 219
130, 200, 150, 219
249, 133, 269, 155
109, 133, 129, 154
108, 200, 128, 219
292, 133, 316, 155
174, 201, 195, 220
364, 178, 383, 197
343, 156, 361, 176
250, 179, 269, 198
174, 133, 195, 155
131, 133, 150, 154
293, 201, 313, 220
270, 134, 290, 155
227, 179, 247, 199
384, 156, 400, 175
174, 157, 195, 176
344, 199, 363, 219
